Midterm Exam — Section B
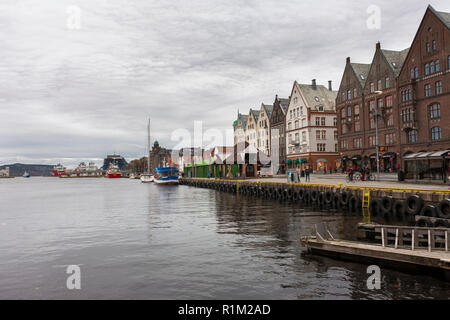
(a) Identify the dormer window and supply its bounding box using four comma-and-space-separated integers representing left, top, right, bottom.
319, 105, 324, 112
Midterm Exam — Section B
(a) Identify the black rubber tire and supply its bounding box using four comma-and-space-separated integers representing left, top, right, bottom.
433, 219, 450, 228
437, 199, 450, 219
381, 196, 394, 215
317, 192, 325, 207
304, 190, 311, 204
420, 205, 437, 218
292, 190, 299, 201
310, 190, 318, 203
298, 189, 305, 202
349, 195, 361, 214
416, 217, 433, 227
325, 191, 333, 205
393, 200, 406, 221
405, 195, 424, 216
340, 191, 350, 207
333, 193, 341, 210
369, 199, 381, 217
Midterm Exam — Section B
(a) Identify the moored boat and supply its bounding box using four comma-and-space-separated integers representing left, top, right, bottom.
23, 171, 30, 178
154, 167, 179, 185
140, 173, 154, 183
106, 163, 122, 178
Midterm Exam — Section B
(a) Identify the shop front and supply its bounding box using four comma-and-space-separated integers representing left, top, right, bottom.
382, 152, 397, 172
404, 150, 450, 183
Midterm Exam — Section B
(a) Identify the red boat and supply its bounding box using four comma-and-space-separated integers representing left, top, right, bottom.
52, 164, 67, 177
106, 163, 122, 178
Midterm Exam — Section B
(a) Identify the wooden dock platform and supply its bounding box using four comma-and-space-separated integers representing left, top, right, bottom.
301, 224, 450, 280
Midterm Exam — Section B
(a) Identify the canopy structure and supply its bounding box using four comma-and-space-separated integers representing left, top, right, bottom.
287, 159, 293, 165
404, 151, 450, 161
294, 159, 300, 165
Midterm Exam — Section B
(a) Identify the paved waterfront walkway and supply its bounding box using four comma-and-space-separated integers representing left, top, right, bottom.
246, 174, 450, 191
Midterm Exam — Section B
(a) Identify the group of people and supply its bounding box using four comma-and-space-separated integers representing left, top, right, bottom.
346, 165, 372, 181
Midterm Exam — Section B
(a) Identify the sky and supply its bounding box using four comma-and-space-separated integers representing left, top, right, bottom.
0, 0, 448, 167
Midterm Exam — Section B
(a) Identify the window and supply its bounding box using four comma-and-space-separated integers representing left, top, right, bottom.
353, 88, 357, 98
315, 117, 320, 126
316, 130, 321, 140
385, 133, 396, 145
355, 120, 360, 132
425, 84, 432, 97
402, 108, 414, 123
425, 64, 430, 75
368, 136, 376, 147
321, 117, 326, 126
377, 80, 382, 91
347, 90, 351, 100
436, 60, 440, 72
302, 131, 306, 142
377, 98, 384, 109
300, 107, 304, 115
288, 122, 292, 130
317, 143, 326, 152
429, 103, 440, 119
386, 96, 393, 107
347, 106, 352, 118
385, 77, 390, 88
334, 130, 338, 140
431, 127, 442, 141
436, 81, 442, 95
426, 42, 430, 53
321, 130, 326, 140
387, 114, 394, 126
410, 68, 415, 79
432, 40, 436, 51
370, 82, 374, 93
369, 100, 375, 112
430, 61, 435, 73
353, 138, 362, 149
370, 117, 375, 129
415, 67, 419, 79
408, 130, 418, 143
333, 117, 337, 126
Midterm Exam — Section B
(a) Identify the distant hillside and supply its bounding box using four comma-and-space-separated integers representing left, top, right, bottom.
0, 163, 54, 177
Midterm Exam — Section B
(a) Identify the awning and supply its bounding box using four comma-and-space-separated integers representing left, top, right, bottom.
352, 155, 362, 160
428, 150, 450, 159
404, 151, 450, 161
382, 152, 396, 159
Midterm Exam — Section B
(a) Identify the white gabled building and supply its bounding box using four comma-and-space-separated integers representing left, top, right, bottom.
245, 109, 259, 150
256, 103, 273, 157
233, 112, 248, 145
285, 79, 339, 172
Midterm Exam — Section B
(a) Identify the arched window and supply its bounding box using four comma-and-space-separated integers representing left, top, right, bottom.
408, 130, 418, 143
431, 127, 442, 141
425, 64, 430, 75
435, 60, 440, 72
415, 67, 419, 78
410, 68, 414, 79
430, 61, 435, 73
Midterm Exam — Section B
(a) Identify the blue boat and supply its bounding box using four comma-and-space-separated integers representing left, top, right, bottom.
154, 167, 179, 185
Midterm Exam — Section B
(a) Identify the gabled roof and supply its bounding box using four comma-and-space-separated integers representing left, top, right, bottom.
234, 113, 248, 128
350, 63, 371, 88
297, 83, 337, 111
249, 109, 260, 121
381, 47, 410, 77
278, 98, 289, 114
429, 5, 450, 29
261, 103, 273, 117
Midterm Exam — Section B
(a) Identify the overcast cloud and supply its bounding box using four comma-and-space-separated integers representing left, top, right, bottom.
0, 0, 448, 166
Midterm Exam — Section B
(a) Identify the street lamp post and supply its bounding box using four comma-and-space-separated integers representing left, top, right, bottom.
374, 91, 383, 181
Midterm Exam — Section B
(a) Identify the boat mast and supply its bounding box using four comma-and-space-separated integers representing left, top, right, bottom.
147, 118, 151, 174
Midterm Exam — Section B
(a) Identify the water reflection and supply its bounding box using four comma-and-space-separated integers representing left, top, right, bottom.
0, 178, 448, 299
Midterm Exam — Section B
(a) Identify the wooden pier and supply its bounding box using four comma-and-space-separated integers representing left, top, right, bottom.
301, 224, 450, 279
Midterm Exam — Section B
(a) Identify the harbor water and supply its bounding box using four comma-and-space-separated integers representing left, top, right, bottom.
0, 177, 449, 299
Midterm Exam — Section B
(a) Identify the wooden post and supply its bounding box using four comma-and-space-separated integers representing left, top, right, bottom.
446, 231, 448, 252
395, 228, 399, 249
381, 227, 385, 247
428, 229, 431, 252
412, 229, 415, 251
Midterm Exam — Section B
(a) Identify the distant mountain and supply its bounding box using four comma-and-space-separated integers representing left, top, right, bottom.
0, 163, 54, 177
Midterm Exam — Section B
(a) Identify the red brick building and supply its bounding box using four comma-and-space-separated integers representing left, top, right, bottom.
337, 5, 450, 182
397, 6, 450, 182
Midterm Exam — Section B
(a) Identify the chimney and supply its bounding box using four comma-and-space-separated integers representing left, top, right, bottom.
376, 42, 381, 50
312, 79, 317, 90
328, 80, 332, 91
346, 57, 351, 64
